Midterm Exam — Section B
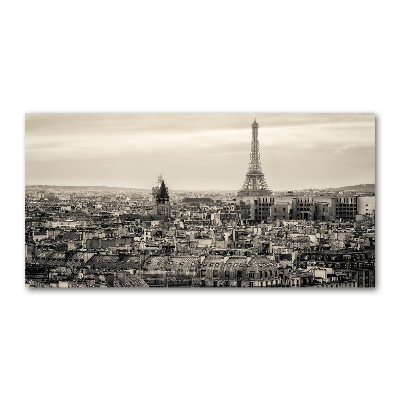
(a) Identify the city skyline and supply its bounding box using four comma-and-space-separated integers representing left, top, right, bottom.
25, 113, 376, 290
25, 113, 375, 191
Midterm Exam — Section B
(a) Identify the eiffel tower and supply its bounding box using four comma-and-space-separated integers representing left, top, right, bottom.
237, 116, 272, 197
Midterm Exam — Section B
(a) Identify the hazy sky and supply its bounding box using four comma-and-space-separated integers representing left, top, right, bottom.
25, 113, 375, 191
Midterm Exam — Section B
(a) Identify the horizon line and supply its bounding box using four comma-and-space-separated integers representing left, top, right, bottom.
25, 182, 375, 192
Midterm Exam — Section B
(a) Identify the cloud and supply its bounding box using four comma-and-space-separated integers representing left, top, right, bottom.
25, 113, 375, 190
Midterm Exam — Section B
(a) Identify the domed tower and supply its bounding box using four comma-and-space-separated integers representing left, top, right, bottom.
152, 174, 171, 217
152, 173, 164, 199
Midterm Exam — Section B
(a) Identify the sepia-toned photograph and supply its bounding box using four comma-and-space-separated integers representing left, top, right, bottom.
25, 113, 375, 288
7, 2, 399, 399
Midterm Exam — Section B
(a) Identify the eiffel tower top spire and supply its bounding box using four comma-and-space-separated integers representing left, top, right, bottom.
237, 116, 272, 197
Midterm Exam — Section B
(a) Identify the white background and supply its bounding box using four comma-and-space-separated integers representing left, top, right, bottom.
1, 1, 399, 399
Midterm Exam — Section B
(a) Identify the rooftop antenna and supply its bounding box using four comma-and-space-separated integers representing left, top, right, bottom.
254, 113, 256, 122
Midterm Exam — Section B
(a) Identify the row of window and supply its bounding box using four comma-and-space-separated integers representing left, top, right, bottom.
337, 198, 357, 204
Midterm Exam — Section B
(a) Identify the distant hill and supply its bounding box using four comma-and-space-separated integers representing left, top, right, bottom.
326, 184, 375, 193
25, 185, 235, 193
26, 185, 148, 192
26, 183, 375, 194
274, 183, 375, 195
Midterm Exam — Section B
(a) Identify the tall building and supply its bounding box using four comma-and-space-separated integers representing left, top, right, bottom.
151, 173, 164, 199
357, 196, 375, 218
333, 196, 358, 221
293, 197, 315, 220
237, 117, 272, 197
152, 174, 171, 217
